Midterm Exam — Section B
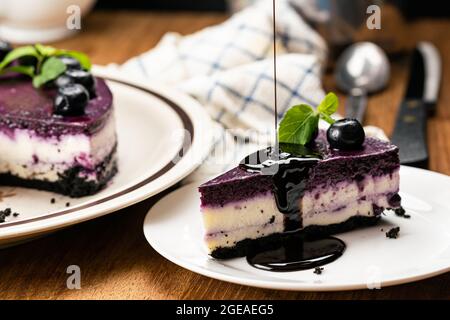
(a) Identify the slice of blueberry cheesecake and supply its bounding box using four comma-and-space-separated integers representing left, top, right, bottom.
0, 42, 117, 197
199, 94, 401, 259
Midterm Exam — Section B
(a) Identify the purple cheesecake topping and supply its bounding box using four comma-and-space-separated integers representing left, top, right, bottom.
0, 76, 113, 137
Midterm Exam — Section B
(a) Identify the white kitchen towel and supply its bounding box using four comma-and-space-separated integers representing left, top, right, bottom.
118, 0, 384, 182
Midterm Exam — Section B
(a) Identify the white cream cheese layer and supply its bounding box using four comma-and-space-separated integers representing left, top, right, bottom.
202, 192, 284, 234
0, 113, 116, 182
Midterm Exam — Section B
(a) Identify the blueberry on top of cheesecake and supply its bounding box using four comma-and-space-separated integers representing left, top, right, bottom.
0, 42, 117, 197
199, 93, 402, 259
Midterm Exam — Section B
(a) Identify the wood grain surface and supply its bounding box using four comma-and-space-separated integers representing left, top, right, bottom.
0, 11, 449, 300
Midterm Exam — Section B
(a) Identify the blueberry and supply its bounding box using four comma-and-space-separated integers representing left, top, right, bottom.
58, 56, 82, 70
327, 118, 365, 150
0, 41, 13, 61
53, 84, 89, 116
44, 74, 73, 89
64, 69, 96, 97
54, 74, 75, 88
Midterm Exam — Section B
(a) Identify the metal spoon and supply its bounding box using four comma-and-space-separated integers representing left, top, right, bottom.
335, 42, 390, 123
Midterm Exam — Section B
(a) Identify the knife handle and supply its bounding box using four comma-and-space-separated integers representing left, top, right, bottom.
391, 99, 428, 168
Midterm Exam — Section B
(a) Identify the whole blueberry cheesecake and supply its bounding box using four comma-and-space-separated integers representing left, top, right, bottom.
199, 94, 402, 259
0, 42, 117, 197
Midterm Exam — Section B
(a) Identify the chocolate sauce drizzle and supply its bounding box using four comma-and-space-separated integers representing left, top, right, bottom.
240, 146, 320, 230
247, 234, 345, 272
240, 146, 346, 272
237, 0, 346, 272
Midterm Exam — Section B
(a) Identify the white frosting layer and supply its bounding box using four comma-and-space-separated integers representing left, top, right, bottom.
0, 113, 116, 182
203, 171, 399, 251
202, 192, 284, 234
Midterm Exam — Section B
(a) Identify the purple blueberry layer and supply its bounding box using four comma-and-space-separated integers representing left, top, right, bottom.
200, 168, 273, 208
199, 133, 399, 207
0, 76, 113, 137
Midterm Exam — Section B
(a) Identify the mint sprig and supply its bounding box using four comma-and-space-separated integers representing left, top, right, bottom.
32, 57, 66, 88
278, 93, 338, 145
0, 44, 91, 88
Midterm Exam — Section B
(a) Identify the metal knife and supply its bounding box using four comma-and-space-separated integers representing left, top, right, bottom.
391, 42, 442, 169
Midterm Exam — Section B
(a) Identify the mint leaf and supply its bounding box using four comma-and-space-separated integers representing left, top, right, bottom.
0, 44, 91, 88
32, 57, 67, 88
0, 46, 39, 70
34, 45, 91, 69
317, 92, 338, 115
0, 65, 35, 77
319, 113, 335, 125
278, 104, 319, 145
35, 44, 57, 56
278, 92, 339, 145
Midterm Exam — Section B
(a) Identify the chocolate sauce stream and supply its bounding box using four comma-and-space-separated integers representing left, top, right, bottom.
240, 147, 320, 230
273, 157, 318, 230
240, 148, 320, 231
238, 1, 347, 272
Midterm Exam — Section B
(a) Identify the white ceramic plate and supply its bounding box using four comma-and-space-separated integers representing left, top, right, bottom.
0, 67, 213, 247
143, 166, 450, 291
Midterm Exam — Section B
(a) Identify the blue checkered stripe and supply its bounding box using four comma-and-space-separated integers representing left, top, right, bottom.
209, 60, 320, 122
179, 54, 324, 135
132, 1, 325, 84
174, 22, 320, 77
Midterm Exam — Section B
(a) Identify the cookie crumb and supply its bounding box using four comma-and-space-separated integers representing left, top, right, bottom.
386, 227, 400, 239
394, 207, 410, 219
313, 267, 324, 275
50, 198, 56, 204
65, 202, 70, 207
13, 212, 19, 217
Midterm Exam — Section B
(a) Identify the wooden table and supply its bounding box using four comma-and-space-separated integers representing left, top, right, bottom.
0, 11, 449, 300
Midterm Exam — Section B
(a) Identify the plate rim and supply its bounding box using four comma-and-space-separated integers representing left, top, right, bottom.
143, 166, 450, 291
0, 66, 214, 239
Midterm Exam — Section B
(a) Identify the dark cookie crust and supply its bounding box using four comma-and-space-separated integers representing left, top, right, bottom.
210, 215, 381, 259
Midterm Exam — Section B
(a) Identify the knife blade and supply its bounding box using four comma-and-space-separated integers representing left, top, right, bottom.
391, 42, 441, 168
